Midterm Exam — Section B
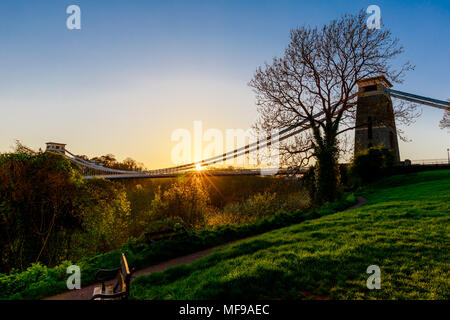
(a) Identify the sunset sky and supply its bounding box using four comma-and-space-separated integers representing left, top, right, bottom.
0, 0, 448, 169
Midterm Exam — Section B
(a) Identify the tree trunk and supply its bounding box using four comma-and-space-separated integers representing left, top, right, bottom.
313, 130, 341, 204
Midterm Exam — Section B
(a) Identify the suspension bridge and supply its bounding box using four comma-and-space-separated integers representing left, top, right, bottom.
50, 77, 448, 180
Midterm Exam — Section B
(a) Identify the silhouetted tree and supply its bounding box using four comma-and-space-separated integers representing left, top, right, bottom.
0, 143, 132, 272
439, 101, 450, 130
0, 152, 84, 271
90, 154, 145, 171
249, 11, 418, 203
12, 140, 38, 155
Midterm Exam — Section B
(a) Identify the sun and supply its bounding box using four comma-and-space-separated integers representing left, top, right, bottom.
195, 163, 203, 171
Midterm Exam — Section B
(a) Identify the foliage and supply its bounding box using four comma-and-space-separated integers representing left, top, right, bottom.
302, 166, 317, 201
0, 145, 308, 274
205, 176, 301, 209
0, 191, 356, 300
69, 179, 132, 259
243, 192, 278, 219
142, 216, 186, 235
130, 170, 450, 300
0, 151, 84, 272
314, 145, 341, 204
217, 191, 310, 225
350, 146, 394, 185
88, 154, 146, 171
0, 148, 132, 274
338, 164, 350, 191
304, 163, 350, 204
222, 192, 277, 220
150, 175, 211, 228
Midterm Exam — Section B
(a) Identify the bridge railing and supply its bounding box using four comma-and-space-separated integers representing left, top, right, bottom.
409, 159, 449, 165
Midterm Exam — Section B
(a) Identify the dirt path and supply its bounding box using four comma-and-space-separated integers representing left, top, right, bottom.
43, 245, 228, 300
43, 195, 367, 300
349, 196, 368, 209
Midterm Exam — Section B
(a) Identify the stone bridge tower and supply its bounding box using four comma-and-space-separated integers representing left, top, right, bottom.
354, 76, 400, 162
45, 142, 66, 155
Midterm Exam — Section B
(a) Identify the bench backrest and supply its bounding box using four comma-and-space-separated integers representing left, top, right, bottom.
114, 253, 132, 297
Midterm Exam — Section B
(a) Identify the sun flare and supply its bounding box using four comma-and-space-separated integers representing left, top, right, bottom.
195, 164, 203, 171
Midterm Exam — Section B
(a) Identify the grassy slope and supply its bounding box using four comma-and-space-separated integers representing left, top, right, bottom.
131, 170, 450, 300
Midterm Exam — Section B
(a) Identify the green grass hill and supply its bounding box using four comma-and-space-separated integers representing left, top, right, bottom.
131, 170, 450, 300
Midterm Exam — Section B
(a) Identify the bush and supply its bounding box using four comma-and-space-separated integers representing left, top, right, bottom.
0, 151, 84, 272
150, 175, 210, 228
314, 145, 341, 204
339, 164, 350, 190
302, 166, 317, 202
69, 179, 132, 259
350, 146, 394, 185
222, 191, 278, 220
217, 191, 310, 226
243, 192, 278, 218
0, 150, 133, 274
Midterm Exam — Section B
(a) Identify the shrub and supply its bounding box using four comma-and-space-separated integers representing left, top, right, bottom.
314, 145, 341, 204
241, 192, 278, 218
350, 146, 394, 185
0, 150, 133, 274
339, 164, 350, 190
69, 179, 132, 259
150, 175, 211, 228
139, 216, 188, 242
0, 152, 84, 272
218, 191, 310, 226
280, 191, 310, 213
302, 166, 317, 202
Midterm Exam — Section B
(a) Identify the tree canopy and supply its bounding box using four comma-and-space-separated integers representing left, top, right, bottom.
249, 11, 417, 202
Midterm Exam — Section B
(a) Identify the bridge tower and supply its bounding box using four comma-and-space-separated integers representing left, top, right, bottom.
45, 142, 66, 155
354, 76, 400, 162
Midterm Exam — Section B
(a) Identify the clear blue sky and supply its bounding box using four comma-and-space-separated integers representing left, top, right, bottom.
0, 0, 448, 168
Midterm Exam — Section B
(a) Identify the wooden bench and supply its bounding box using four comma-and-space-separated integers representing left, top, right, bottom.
91, 253, 134, 300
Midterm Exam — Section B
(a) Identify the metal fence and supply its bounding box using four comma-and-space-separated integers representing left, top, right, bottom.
408, 159, 449, 165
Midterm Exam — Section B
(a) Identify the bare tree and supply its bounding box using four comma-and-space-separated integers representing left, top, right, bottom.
13, 140, 38, 155
249, 11, 417, 203
440, 111, 450, 130
91, 154, 117, 167
119, 157, 146, 171
439, 100, 450, 130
